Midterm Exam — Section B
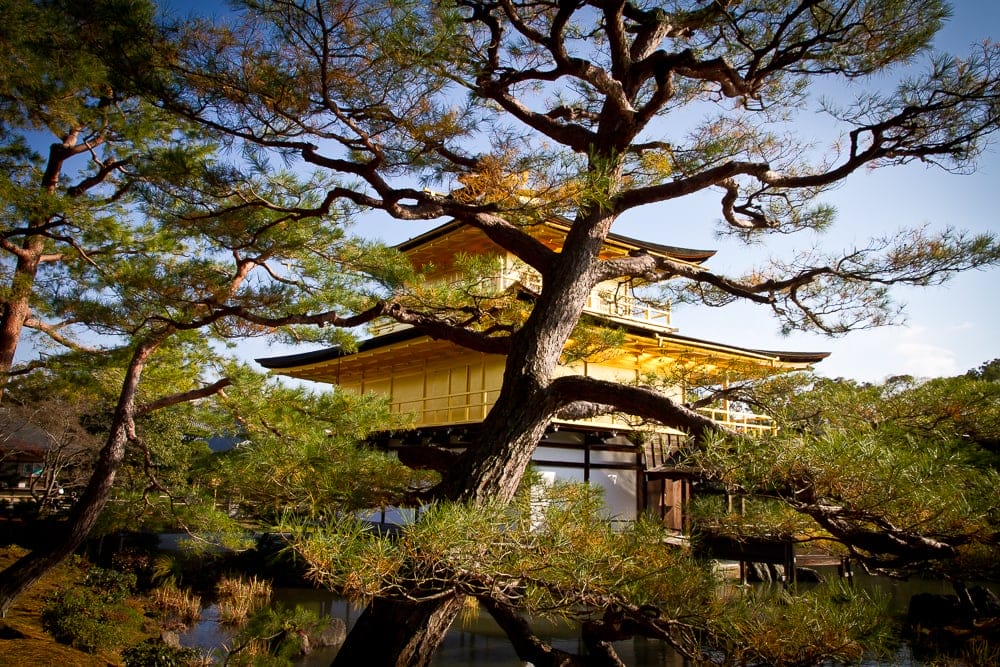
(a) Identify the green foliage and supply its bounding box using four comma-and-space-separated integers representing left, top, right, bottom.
228, 604, 322, 666
0, 0, 223, 367
289, 482, 717, 617
966, 358, 1000, 383
83, 565, 137, 603
686, 368, 1000, 579
702, 581, 892, 667
203, 370, 433, 521
5, 348, 121, 411
41, 585, 141, 653
773, 372, 1000, 467
689, 494, 820, 543
122, 637, 199, 667
6, 348, 419, 544
149, 554, 187, 589
286, 481, 897, 661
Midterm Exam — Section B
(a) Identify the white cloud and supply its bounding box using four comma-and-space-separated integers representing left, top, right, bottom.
812, 325, 962, 382
895, 342, 959, 378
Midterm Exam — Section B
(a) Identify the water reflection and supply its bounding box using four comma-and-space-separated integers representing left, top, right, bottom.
268, 588, 684, 666
181, 586, 685, 666
181, 572, 988, 666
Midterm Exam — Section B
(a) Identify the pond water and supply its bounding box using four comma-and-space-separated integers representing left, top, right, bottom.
177, 571, 985, 666
179, 586, 685, 666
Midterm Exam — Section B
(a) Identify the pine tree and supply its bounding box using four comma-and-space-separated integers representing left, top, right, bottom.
155, 2, 1000, 663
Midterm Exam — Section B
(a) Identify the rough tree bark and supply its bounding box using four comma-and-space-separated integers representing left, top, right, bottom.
331, 216, 621, 665
0, 140, 74, 400
330, 596, 467, 666
330, 368, 571, 664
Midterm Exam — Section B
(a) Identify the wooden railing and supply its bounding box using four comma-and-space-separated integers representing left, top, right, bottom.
583, 292, 673, 330
696, 407, 776, 434
369, 268, 674, 337
502, 269, 674, 331
392, 386, 775, 436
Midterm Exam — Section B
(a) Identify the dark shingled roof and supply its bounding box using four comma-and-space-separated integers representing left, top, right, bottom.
257, 328, 423, 369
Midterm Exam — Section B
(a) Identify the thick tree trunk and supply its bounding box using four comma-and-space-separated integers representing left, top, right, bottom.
330, 385, 555, 666
328, 340, 573, 665
330, 393, 554, 666
332, 595, 465, 667
332, 293, 601, 662
0, 237, 44, 400
0, 141, 74, 400
332, 212, 617, 664
0, 341, 156, 617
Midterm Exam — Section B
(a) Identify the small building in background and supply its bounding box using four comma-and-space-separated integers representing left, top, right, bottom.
1, 421, 64, 509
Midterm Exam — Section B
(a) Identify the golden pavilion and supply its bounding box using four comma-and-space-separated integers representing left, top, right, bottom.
258, 220, 828, 530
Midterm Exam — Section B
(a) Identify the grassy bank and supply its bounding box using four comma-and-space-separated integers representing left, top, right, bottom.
0, 546, 156, 667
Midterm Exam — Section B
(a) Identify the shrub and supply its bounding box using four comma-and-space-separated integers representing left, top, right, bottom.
41, 587, 140, 653
84, 565, 137, 602
122, 637, 200, 667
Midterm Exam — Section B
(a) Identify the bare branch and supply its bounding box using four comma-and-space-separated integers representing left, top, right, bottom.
23, 318, 102, 354
135, 378, 233, 417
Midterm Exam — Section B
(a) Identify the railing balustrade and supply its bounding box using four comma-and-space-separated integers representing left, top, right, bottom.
695, 406, 776, 434
502, 269, 674, 331
391, 387, 775, 435
372, 270, 674, 336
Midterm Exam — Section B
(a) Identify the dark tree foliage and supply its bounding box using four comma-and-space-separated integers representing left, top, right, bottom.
688, 367, 1000, 582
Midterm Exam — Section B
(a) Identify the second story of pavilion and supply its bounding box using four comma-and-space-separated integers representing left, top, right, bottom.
370, 218, 718, 336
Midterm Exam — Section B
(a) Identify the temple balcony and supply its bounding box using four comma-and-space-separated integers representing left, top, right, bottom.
695, 407, 776, 435
582, 290, 674, 332
504, 268, 675, 332
383, 383, 775, 437
369, 267, 675, 337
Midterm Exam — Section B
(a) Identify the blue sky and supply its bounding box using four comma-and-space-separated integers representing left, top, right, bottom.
594, 2, 996, 381
616, 1, 1000, 382
157, 2, 1000, 381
